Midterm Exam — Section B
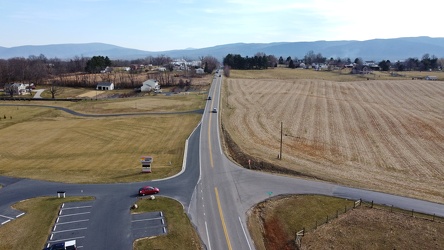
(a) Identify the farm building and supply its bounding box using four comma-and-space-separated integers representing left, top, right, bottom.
96, 82, 114, 90
140, 79, 161, 92
425, 76, 437, 80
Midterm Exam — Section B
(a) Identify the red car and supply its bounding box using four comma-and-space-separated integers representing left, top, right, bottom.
138, 186, 160, 196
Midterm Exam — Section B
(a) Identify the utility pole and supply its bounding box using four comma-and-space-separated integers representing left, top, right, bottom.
279, 121, 283, 160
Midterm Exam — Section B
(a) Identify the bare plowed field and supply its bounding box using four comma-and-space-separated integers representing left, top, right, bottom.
223, 78, 444, 203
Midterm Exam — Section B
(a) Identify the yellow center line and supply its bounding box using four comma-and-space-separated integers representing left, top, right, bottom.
215, 187, 232, 250
208, 106, 214, 168
208, 84, 217, 168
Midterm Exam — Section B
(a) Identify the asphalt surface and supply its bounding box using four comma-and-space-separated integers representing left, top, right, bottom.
1, 77, 444, 249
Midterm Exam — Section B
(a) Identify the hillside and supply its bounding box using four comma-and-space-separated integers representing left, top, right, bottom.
1, 36, 443, 61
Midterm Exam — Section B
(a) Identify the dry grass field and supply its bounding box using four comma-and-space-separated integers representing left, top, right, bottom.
0, 93, 204, 183
222, 68, 444, 204
248, 195, 444, 250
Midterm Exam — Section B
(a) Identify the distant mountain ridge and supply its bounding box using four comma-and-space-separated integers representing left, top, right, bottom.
1, 36, 443, 61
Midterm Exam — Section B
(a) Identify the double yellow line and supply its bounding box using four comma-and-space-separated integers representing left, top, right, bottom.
208, 82, 232, 249
215, 187, 233, 250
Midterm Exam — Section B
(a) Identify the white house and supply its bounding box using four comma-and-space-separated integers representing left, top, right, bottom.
4, 83, 26, 95
425, 76, 437, 80
195, 68, 204, 74
141, 79, 161, 92
96, 82, 114, 90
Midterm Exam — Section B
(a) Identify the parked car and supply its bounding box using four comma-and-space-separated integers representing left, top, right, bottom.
138, 186, 160, 196
212, 108, 217, 113
43, 240, 76, 250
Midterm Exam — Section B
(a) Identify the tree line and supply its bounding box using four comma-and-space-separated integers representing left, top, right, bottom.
223, 51, 443, 72
1, 50, 442, 90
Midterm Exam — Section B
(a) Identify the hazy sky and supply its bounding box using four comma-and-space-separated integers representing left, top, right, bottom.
1, 0, 442, 51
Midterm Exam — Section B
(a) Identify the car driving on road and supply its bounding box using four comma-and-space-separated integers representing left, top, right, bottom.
138, 186, 160, 196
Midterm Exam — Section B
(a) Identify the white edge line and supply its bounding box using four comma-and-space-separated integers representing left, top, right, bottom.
16, 213, 25, 218
205, 221, 211, 250
239, 216, 252, 250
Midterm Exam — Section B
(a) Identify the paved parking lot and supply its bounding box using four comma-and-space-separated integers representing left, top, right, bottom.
131, 211, 167, 240
45, 201, 95, 249
0, 208, 24, 226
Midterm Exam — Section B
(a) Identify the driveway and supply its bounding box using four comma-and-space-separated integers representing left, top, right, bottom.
32, 89, 45, 98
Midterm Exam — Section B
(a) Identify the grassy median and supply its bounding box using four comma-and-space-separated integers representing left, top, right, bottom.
133, 197, 202, 250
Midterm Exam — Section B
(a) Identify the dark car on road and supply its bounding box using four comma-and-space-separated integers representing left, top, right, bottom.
138, 186, 160, 196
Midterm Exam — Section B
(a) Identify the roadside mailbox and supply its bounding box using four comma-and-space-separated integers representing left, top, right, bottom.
140, 156, 153, 173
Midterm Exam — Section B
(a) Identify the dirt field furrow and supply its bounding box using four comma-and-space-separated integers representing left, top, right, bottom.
342, 95, 378, 167
382, 108, 444, 178
224, 75, 444, 203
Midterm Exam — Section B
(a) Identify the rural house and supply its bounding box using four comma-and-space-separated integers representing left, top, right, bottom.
195, 68, 204, 74
140, 79, 161, 92
4, 83, 26, 95
425, 76, 437, 80
96, 82, 114, 90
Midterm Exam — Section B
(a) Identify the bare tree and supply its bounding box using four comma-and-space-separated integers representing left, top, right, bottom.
48, 81, 64, 99
223, 65, 230, 77
152, 55, 172, 66
201, 56, 219, 73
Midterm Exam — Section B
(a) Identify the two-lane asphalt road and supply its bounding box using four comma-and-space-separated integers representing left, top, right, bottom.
187, 72, 444, 250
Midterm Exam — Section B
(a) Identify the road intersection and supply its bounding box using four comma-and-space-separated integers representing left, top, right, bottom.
1, 75, 444, 249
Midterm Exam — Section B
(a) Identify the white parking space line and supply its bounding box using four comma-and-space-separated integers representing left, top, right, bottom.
132, 218, 161, 223
56, 219, 89, 225
62, 206, 93, 210
59, 212, 91, 217
53, 227, 87, 234
48, 236, 85, 243
1, 219, 11, 225
0, 214, 14, 220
